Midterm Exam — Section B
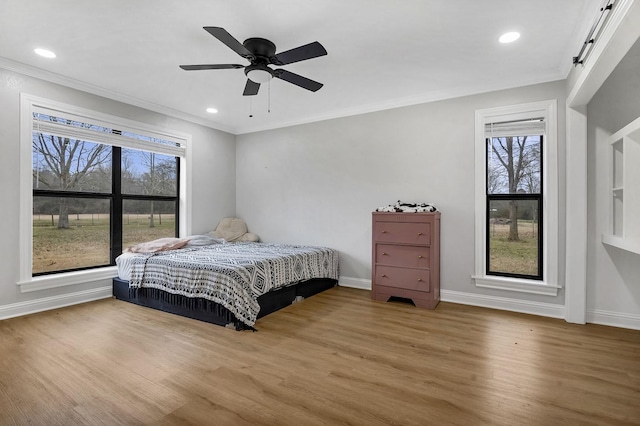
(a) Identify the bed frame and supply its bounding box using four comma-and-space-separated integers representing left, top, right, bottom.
112, 277, 337, 330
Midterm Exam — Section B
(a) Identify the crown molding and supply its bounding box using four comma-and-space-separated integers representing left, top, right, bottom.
1, 55, 565, 137
236, 73, 564, 135
0, 56, 237, 135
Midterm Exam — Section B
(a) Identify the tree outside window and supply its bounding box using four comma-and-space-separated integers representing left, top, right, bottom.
32, 114, 179, 275
486, 134, 542, 279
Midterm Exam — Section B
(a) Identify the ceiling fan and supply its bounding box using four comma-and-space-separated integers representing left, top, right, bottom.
180, 27, 327, 96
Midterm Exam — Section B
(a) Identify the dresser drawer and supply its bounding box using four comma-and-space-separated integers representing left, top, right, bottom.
374, 265, 430, 292
375, 244, 430, 268
373, 221, 431, 245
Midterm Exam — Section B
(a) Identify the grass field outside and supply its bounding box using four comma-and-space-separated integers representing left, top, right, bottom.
33, 214, 175, 274
33, 215, 539, 277
488, 221, 539, 276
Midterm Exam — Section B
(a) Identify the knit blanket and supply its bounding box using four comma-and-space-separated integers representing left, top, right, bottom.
128, 242, 339, 327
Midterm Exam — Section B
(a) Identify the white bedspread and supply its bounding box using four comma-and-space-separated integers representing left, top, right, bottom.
117, 242, 339, 327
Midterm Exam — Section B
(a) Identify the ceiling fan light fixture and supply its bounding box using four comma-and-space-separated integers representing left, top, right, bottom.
246, 68, 273, 84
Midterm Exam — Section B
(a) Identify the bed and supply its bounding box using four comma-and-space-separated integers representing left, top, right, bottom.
113, 240, 339, 330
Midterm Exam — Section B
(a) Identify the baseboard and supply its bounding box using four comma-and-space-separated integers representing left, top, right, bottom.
3, 280, 637, 330
338, 276, 371, 290
0, 286, 112, 320
440, 289, 565, 319
587, 309, 640, 330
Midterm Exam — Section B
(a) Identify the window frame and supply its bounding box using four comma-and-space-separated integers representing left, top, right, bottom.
473, 100, 560, 296
485, 135, 543, 281
18, 94, 192, 292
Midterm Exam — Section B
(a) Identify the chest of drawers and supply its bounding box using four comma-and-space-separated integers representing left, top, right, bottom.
371, 212, 440, 309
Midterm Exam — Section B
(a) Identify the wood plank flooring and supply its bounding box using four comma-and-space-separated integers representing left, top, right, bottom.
0, 287, 639, 425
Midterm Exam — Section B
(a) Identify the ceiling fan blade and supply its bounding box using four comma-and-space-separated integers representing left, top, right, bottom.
179, 64, 244, 70
272, 41, 327, 65
243, 79, 260, 96
204, 27, 254, 60
273, 69, 323, 92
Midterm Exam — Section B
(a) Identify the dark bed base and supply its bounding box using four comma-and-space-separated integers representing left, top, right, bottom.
112, 277, 337, 330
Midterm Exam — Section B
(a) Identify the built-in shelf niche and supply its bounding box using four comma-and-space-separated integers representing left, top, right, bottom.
602, 116, 640, 255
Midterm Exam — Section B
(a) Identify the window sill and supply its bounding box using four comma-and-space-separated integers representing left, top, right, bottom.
17, 266, 118, 293
472, 275, 560, 296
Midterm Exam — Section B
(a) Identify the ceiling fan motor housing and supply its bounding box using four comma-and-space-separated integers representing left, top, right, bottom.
243, 37, 277, 60
243, 38, 277, 83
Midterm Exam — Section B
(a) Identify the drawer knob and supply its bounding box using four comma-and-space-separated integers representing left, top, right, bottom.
418, 278, 424, 282
418, 255, 423, 259
382, 252, 388, 256
417, 232, 423, 236
382, 230, 388, 234
381, 274, 387, 278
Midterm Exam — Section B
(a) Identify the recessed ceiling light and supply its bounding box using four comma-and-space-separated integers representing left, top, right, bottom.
206, 107, 218, 114
34, 48, 56, 58
499, 32, 520, 44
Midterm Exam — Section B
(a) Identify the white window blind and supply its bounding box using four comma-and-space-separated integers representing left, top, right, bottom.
484, 118, 546, 138
32, 106, 186, 157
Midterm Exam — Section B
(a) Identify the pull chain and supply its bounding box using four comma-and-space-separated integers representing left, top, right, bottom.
268, 79, 271, 114
249, 96, 253, 118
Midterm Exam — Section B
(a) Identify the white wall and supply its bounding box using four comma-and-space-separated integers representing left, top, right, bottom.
586, 38, 640, 325
0, 68, 236, 312
236, 80, 567, 306
2, 46, 637, 327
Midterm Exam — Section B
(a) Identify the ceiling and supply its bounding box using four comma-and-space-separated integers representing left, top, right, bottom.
0, 0, 601, 135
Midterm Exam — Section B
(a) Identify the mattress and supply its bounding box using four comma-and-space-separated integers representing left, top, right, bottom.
116, 242, 339, 327
115, 252, 138, 280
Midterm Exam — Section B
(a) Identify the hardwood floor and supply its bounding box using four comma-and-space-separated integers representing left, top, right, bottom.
0, 287, 638, 425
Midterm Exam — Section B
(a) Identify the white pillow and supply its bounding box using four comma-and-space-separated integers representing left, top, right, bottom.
127, 237, 190, 253
185, 234, 226, 247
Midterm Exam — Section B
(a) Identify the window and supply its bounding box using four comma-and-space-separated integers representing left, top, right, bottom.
20, 95, 191, 290
486, 130, 542, 280
474, 100, 559, 295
